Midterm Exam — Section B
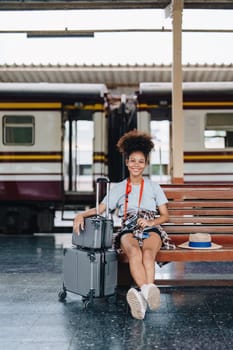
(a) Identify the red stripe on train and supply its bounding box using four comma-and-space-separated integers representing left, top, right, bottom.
0, 181, 63, 201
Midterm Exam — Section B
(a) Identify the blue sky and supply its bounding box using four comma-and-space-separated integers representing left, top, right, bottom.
0, 9, 232, 65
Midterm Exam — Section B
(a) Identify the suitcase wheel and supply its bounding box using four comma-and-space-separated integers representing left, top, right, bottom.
58, 289, 67, 302
83, 299, 91, 309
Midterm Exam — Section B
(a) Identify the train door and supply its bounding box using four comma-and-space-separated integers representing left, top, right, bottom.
63, 107, 108, 194
63, 109, 93, 192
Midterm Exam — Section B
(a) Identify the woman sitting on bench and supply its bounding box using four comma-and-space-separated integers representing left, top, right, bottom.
74, 130, 175, 320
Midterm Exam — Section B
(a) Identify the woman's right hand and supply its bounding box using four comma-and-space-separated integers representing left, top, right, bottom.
72, 203, 106, 235
73, 214, 85, 235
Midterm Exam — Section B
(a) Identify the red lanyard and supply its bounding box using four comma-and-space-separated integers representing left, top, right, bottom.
124, 178, 144, 219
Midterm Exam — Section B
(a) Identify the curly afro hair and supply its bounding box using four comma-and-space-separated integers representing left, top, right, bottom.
116, 129, 154, 160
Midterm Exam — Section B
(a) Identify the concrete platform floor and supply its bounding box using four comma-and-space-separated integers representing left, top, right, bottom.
0, 234, 232, 350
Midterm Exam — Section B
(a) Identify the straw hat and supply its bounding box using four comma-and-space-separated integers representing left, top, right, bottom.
178, 233, 222, 250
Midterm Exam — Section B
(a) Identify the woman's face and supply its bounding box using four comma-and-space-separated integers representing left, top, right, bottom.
125, 151, 147, 177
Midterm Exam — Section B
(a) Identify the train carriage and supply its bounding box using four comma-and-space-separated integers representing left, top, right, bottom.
137, 82, 233, 183
0, 83, 107, 233
0, 81, 232, 234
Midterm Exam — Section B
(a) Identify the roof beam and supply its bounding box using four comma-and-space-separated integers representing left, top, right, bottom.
1, 29, 233, 36
0, 1, 232, 11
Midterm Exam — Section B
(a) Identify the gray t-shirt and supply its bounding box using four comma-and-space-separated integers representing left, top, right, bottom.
102, 177, 168, 217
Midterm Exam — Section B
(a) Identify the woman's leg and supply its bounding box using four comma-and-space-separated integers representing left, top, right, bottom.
141, 233, 162, 283
121, 234, 148, 320
139, 233, 162, 311
120, 233, 147, 288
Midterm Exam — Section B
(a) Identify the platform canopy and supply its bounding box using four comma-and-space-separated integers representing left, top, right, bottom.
0, 64, 232, 92
0, 0, 232, 11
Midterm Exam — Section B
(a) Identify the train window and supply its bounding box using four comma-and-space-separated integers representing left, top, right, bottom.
3, 115, 34, 145
205, 113, 233, 149
204, 130, 226, 148
79, 164, 92, 176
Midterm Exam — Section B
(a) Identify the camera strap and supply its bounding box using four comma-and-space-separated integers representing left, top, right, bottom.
124, 178, 144, 220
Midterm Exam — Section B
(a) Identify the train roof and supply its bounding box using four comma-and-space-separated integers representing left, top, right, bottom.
139, 82, 233, 94
0, 82, 108, 102
137, 82, 233, 104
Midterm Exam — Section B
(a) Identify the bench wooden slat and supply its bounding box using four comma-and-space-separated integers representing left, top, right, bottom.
118, 235, 233, 263
167, 217, 233, 224
164, 189, 233, 200
156, 246, 233, 262
168, 201, 233, 208
168, 209, 233, 215
169, 233, 233, 244
164, 226, 233, 234
118, 246, 233, 263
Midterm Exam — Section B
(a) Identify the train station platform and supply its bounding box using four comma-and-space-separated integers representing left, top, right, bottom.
0, 233, 232, 350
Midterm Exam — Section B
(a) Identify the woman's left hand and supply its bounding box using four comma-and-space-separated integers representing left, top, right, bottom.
137, 218, 154, 229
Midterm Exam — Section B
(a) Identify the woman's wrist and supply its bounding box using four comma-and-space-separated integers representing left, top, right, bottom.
151, 219, 157, 226
76, 213, 83, 219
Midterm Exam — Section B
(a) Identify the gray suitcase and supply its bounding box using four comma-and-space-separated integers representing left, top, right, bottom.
72, 177, 113, 249
59, 247, 118, 304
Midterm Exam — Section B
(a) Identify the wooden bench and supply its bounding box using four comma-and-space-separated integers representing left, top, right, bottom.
118, 185, 233, 286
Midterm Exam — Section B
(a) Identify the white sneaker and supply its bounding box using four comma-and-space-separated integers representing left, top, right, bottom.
126, 288, 147, 320
141, 283, 160, 311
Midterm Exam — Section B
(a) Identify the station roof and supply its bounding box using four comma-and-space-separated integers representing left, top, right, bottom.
0, 1, 232, 10
0, 63, 232, 93
1, 3, 232, 92
1, 2, 231, 93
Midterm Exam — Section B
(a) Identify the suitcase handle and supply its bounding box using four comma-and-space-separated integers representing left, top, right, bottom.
96, 177, 110, 218
96, 176, 110, 184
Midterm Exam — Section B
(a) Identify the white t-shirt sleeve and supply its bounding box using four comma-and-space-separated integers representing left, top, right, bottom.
101, 180, 126, 212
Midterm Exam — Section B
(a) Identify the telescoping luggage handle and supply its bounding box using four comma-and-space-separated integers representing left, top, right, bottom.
96, 177, 110, 218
